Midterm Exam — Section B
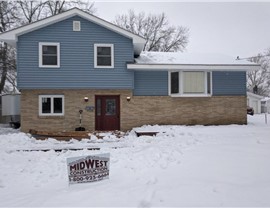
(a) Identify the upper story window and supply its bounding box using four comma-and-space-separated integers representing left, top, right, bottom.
94, 44, 114, 68
39, 42, 60, 68
169, 71, 212, 97
39, 95, 64, 116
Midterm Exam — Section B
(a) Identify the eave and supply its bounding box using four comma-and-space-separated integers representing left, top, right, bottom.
127, 63, 261, 71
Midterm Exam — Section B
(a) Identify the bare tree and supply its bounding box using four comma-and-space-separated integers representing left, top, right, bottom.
16, 1, 47, 24
45, 0, 96, 16
114, 10, 189, 52
16, 1, 96, 24
0, 1, 17, 94
45, 0, 66, 15
247, 49, 270, 96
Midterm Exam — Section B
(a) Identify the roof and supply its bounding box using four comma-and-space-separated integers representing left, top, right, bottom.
247, 92, 264, 100
0, 8, 146, 55
127, 52, 261, 71
0, 92, 21, 97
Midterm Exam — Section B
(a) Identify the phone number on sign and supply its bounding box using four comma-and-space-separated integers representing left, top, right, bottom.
70, 172, 109, 182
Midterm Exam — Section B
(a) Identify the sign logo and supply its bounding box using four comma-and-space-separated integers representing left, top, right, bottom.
67, 153, 110, 184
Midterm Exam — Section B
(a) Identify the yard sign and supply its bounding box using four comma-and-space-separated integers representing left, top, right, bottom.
67, 153, 110, 184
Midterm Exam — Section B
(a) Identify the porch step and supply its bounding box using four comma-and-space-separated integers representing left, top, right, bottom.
29, 129, 125, 140
15, 147, 101, 152
135, 131, 159, 137
29, 129, 90, 140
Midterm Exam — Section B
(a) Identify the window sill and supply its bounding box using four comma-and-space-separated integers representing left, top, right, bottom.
38, 115, 65, 119
170, 94, 212, 98
94, 66, 114, 69
39, 65, 60, 68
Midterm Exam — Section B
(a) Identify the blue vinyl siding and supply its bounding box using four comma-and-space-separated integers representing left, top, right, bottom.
212, 71, 246, 96
134, 71, 168, 96
133, 71, 246, 96
17, 16, 134, 89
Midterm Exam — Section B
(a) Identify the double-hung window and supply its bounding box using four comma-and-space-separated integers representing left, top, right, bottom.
39, 42, 60, 68
94, 44, 114, 68
169, 71, 212, 96
39, 95, 64, 116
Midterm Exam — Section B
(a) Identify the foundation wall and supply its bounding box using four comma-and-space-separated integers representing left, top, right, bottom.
20, 89, 247, 132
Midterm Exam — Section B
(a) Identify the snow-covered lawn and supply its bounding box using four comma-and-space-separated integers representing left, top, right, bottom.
0, 115, 270, 207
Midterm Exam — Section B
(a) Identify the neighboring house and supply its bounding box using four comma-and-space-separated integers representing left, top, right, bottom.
247, 92, 263, 114
0, 93, 21, 124
0, 96, 2, 123
0, 8, 260, 133
261, 97, 270, 113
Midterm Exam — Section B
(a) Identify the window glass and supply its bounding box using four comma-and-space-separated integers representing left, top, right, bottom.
106, 99, 116, 115
207, 72, 211, 94
53, 97, 63, 113
183, 72, 205, 94
40, 96, 63, 115
97, 57, 111, 66
171, 72, 179, 94
96, 99, 101, 116
43, 56, 57, 65
96, 45, 112, 67
42, 97, 51, 114
39, 43, 59, 67
43, 46, 57, 54
97, 47, 111, 56
42, 45, 57, 65
170, 71, 211, 96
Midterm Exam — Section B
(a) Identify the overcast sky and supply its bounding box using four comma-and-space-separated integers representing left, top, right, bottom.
93, 1, 270, 59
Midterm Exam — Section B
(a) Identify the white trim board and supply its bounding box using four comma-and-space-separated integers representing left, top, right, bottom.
94, 43, 114, 68
39, 42, 60, 68
127, 63, 260, 72
38, 95, 65, 116
168, 71, 212, 97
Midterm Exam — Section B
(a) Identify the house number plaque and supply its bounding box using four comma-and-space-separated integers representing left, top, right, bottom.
85, 106, 95, 112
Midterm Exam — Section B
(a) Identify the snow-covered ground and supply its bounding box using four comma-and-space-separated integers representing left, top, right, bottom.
0, 114, 270, 207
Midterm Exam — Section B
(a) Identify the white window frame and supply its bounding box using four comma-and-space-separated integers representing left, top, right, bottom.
94, 43, 114, 68
39, 95, 64, 116
39, 42, 60, 68
168, 71, 212, 97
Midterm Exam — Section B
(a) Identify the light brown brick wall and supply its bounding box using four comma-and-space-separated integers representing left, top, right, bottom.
20, 89, 247, 132
124, 95, 247, 130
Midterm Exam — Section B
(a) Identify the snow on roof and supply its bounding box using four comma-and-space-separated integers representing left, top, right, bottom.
135, 51, 256, 65
247, 92, 264, 100
127, 51, 260, 71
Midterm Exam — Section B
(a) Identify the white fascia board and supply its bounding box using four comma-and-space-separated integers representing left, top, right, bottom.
127, 64, 261, 71
0, 8, 146, 52
133, 43, 146, 56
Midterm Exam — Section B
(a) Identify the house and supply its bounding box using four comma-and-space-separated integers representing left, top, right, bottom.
247, 92, 263, 114
0, 93, 21, 125
261, 97, 270, 113
0, 8, 260, 133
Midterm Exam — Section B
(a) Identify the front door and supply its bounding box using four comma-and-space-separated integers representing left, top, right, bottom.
95, 95, 120, 131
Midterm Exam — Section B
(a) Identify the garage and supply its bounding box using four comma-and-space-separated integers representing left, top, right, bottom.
247, 92, 263, 114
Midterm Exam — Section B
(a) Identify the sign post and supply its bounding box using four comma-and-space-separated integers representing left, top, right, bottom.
67, 153, 110, 185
